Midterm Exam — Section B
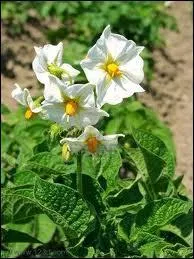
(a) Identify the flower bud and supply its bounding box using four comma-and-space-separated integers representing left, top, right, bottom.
47, 63, 64, 79
62, 143, 71, 161
33, 96, 44, 107
124, 142, 130, 150
49, 123, 63, 140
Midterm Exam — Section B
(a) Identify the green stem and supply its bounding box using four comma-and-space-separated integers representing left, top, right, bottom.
77, 152, 82, 194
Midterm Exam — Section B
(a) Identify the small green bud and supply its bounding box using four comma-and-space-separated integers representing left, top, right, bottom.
49, 123, 63, 140
47, 63, 65, 79
124, 142, 130, 150
62, 143, 71, 161
34, 96, 44, 107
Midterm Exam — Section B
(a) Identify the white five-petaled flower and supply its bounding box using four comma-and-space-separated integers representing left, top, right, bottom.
60, 125, 124, 154
80, 25, 145, 107
11, 84, 42, 119
41, 77, 109, 129
32, 42, 80, 85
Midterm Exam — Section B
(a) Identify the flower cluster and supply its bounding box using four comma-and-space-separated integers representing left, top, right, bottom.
11, 25, 145, 154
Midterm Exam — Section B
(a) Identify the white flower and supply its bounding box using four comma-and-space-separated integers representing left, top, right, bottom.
41, 77, 109, 129
11, 84, 42, 119
80, 25, 145, 107
32, 42, 80, 85
60, 125, 124, 154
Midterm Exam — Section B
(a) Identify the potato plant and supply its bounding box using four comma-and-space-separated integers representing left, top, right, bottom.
1, 25, 192, 259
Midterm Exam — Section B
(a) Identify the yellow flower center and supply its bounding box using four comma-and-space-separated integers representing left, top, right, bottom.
86, 136, 100, 153
106, 63, 121, 78
25, 107, 34, 120
65, 100, 78, 116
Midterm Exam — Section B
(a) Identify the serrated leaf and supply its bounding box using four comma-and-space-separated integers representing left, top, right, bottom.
34, 177, 93, 239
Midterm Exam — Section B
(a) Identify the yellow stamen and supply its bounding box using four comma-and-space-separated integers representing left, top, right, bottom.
25, 108, 34, 120
86, 136, 100, 153
65, 100, 78, 116
106, 63, 121, 78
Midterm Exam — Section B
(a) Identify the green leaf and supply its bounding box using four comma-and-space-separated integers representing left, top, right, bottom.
2, 221, 35, 258
2, 188, 42, 224
13, 170, 38, 186
33, 214, 56, 248
99, 150, 122, 193
20, 152, 76, 176
161, 248, 183, 258
2, 153, 17, 167
81, 173, 105, 215
139, 240, 172, 257
126, 147, 164, 183
34, 177, 93, 239
107, 181, 143, 208
2, 228, 42, 243
1, 104, 11, 114
118, 213, 136, 242
131, 198, 192, 238
1, 131, 12, 153
105, 116, 123, 134
160, 209, 193, 246
132, 128, 175, 177
177, 246, 193, 258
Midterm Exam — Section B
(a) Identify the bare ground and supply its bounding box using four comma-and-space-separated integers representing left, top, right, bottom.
1, 2, 193, 196
139, 1, 193, 196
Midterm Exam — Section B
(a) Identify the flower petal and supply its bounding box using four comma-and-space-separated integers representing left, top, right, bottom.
80, 25, 110, 84
60, 63, 80, 84
60, 138, 84, 153
43, 77, 64, 103
66, 83, 95, 107
41, 102, 66, 125
11, 84, 28, 106
101, 134, 125, 150
43, 42, 63, 65
78, 125, 103, 141
80, 59, 106, 85
32, 55, 49, 85
78, 107, 109, 128
120, 55, 144, 84
96, 77, 124, 107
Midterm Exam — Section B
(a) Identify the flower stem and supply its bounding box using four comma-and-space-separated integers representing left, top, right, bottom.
76, 152, 82, 194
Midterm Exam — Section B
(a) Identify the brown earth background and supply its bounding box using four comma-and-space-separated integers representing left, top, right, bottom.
1, 2, 193, 196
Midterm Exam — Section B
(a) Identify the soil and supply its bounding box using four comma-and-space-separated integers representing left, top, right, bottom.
1, 2, 193, 196
139, 1, 193, 197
